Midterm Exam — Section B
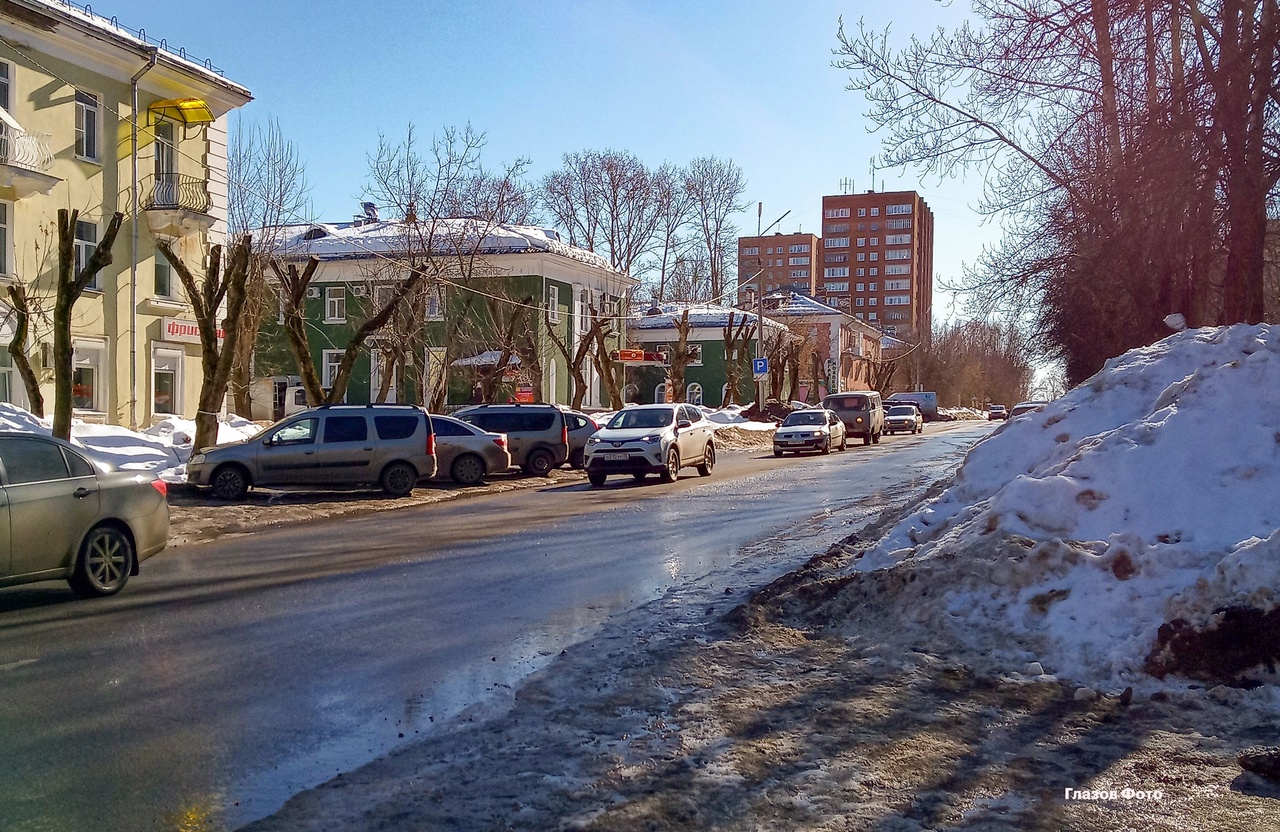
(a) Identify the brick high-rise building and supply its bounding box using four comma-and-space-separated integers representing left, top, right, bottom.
735, 231, 820, 303
816, 191, 933, 341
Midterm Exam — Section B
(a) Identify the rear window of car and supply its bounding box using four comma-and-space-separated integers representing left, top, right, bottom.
465, 412, 555, 433
0, 437, 71, 484
324, 416, 369, 443
374, 415, 421, 441
432, 418, 475, 437
826, 395, 869, 410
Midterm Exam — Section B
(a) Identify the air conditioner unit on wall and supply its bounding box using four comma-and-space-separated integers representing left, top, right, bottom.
305, 287, 320, 299
350, 286, 367, 297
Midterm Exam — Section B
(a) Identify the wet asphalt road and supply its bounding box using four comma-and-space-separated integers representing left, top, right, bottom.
0, 422, 991, 831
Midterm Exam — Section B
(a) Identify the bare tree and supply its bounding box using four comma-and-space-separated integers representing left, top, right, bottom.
666, 309, 694, 403
683, 156, 747, 302
721, 311, 756, 407
4, 284, 45, 416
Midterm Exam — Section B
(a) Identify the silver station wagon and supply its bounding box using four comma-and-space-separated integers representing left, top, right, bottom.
186, 404, 437, 500
0, 433, 170, 597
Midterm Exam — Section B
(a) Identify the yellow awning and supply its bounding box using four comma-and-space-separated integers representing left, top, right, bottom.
149, 98, 215, 125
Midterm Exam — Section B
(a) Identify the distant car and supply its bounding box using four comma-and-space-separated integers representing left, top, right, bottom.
822, 391, 883, 445
883, 405, 924, 435
988, 405, 1008, 421
562, 409, 600, 469
1009, 401, 1049, 418
455, 403, 570, 476
773, 409, 847, 456
187, 404, 437, 499
584, 404, 715, 486
0, 433, 169, 597
430, 415, 511, 486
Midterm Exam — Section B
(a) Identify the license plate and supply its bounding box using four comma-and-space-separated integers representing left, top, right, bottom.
602, 452, 629, 461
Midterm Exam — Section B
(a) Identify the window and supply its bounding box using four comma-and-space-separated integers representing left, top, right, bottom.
74, 89, 100, 161
0, 350, 11, 405
887, 203, 912, 215
824, 281, 849, 292
547, 284, 560, 322
870, 207, 880, 216
868, 312, 878, 320
687, 344, 703, 366
856, 297, 865, 307
324, 286, 346, 323
75, 221, 99, 290
887, 312, 907, 320
788, 244, 810, 254
856, 269, 865, 277
742, 246, 759, 256
856, 238, 866, 247
323, 416, 368, 443
887, 218, 912, 229
0, 200, 9, 276
154, 119, 176, 180
152, 347, 182, 415
824, 267, 849, 278
857, 208, 866, 217
870, 268, 879, 276
885, 264, 910, 275
789, 269, 808, 278
824, 253, 847, 263
685, 383, 703, 406
72, 340, 104, 411
0, 437, 70, 484
0, 61, 9, 112
824, 208, 850, 218
154, 258, 174, 298
856, 253, 865, 262
855, 282, 865, 292
886, 249, 911, 260
869, 252, 878, 261
787, 256, 809, 265
430, 418, 472, 437
885, 279, 910, 291
885, 295, 912, 305
856, 312, 864, 319
322, 349, 344, 390
825, 223, 849, 234
765, 247, 773, 254
870, 283, 878, 291
271, 419, 317, 445
869, 237, 878, 246
869, 297, 878, 306
824, 238, 849, 248
886, 234, 911, 245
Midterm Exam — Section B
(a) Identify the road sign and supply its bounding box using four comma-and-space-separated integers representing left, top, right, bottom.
752, 357, 769, 380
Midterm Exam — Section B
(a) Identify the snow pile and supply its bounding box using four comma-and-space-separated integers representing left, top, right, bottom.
0, 404, 259, 483
941, 407, 987, 420
704, 406, 775, 432
831, 324, 1280, 687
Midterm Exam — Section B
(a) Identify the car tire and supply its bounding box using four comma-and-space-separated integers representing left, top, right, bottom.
839, 434, 847, 451
697, 443, 715, 476
210, 464, 250, 501
872, 430, 881, 444
524, 449, 555, 478
863, 432, 872, 446
773, 448, 783, 457
660, 448, 680, 483
569, 449, 584, 469
68, 524, 134, 598
588, 470, 607, 486
821, 438, 831, 455
451, 454, 486, 486
380, 461, 418, 497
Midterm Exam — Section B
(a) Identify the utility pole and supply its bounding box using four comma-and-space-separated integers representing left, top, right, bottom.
754, 210, 791, 411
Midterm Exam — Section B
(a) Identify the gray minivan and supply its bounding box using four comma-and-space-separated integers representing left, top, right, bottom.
455, 403, 569, 476
822, 391, 884, 445
186, 404, 437, 499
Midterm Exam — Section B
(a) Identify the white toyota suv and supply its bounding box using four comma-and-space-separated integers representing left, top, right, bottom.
584, 404, 715, 486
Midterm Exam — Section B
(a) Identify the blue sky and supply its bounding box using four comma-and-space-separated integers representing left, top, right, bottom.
104, 0, 991, 321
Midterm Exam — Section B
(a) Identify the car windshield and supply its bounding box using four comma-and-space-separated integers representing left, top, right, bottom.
607, 408, 674, 430
887, 406, 915, 416
827, 395, 868, 410
782, 412, 826, 426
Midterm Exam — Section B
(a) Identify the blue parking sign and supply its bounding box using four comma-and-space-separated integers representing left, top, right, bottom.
752, 357, 768, 378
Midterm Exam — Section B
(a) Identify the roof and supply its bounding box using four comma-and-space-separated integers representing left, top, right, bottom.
629, 303, 788, 333
269, 218, 626, 277
763, 292, 884, 340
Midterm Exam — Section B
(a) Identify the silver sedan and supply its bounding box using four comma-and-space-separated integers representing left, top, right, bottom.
0, 433, 169, 597
430, 415, 512, 486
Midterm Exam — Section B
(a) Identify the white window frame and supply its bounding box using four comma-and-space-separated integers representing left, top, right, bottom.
868, 312, 878, 320
885, 264, 911, 275
547, 284, 560, 322
870, 207, 880, 216
741, 246, 759, 256
885, 279, 911, 291
74, 219, 100, 291
71, 339, 107, 412
869, 252, 878, 261
324, 286, 346, 323
0, 199, 11, 277
74, 89, 101, 163
856, 297, 865, 307
685, 382, 703, 406
869, 297, 878, 306
322, 349, 345, 394
857, 208, 866, 217
886, 249, 912, 261
151, 345, 184, 416
886, 234, 911, 245
687, 343, 703, 367
824, 238, 849, 249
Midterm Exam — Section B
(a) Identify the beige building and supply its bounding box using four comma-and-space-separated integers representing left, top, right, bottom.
0, 0, 251, 428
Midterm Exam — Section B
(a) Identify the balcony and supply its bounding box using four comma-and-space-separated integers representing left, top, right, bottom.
142, 173, 215, 240
0, 124, 59, 198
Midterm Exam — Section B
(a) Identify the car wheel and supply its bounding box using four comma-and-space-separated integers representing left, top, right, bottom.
380, 461, 418, 497
839, 434, 847, 451
210, 464, 249, 501
821, 438, 831, 455
450, 454, 486, 486
588, 470, 607, 486
569, 448, 585, 469
917, 424, 924, 434
524, 449, 555, 478
68, 525, 134, 598
773, 448, 783, 457
660, 448, 680, 483
863, 432, 873, 446
697, 443, 715, 476
872, 430, 881, 444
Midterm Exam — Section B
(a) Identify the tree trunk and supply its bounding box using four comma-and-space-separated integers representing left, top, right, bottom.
230, 267, 270, 417
6, 285, 44, 417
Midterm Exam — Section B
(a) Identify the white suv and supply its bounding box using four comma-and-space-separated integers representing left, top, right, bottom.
584, 404, 715, 486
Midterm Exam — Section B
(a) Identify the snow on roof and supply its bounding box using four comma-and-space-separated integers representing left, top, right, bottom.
833, 323, 1280, 688
629, 303, 788, 333
269, 218, 626, 278
762, 293, 842, 317
451, 351, 521, 368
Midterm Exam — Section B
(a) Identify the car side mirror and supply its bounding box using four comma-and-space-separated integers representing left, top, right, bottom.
677, 420, 692, 430
263, 436, 275, 446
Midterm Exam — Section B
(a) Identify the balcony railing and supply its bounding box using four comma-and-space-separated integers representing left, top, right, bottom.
0, 125, 54, 173
143, 173, 211, 214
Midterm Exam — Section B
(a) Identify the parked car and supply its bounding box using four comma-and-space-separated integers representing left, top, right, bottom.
822, 391, 883, 445
562, 409, 600, 469
0, 433, 169, 597
988, 404, 1008, 420
1009, 401, 1049, 418
584, 404, 715, 486
773, 409, 847, 456
884, 404, 924, 435
187, 404, 437, 500
430, 415, 511, 486
455, 403, 569, 476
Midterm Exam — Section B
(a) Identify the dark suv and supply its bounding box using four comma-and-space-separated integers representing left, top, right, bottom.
455, 403, 569, 476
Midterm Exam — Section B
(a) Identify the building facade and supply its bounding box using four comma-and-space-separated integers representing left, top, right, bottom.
0, 0, 251, 427
816, 190, 933, 341
736, 231, 820, 304
762, 292, 883, 396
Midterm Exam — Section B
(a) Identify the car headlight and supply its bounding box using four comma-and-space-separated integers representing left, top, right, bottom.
856, 417, 864, 424
190, 453, 206, 465
587, 437, 601, 445
641, 434, 661, 443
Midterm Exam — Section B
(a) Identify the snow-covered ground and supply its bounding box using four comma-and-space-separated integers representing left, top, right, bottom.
0, 404, 260, 483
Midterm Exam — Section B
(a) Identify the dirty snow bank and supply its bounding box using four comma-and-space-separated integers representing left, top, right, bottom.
0, 404, 259, 482
830, 324, 1280, 688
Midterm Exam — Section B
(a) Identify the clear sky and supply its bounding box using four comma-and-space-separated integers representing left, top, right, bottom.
101, 0, 992, 321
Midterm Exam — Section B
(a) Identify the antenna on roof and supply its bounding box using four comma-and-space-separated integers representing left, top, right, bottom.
869, 158, 877, 192
839, 177, 854, 195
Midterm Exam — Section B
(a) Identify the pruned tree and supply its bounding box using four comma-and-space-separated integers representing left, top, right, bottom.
5, 284, 45, 416
52, 209, 123, 440
683, 156, 747, 302
721, 311, 756, 407
157, 236, 251, 452
666, 309, 693, 403
544, 305, 598, 409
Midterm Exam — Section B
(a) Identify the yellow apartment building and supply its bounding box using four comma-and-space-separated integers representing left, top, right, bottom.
0, 0, 251, 428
